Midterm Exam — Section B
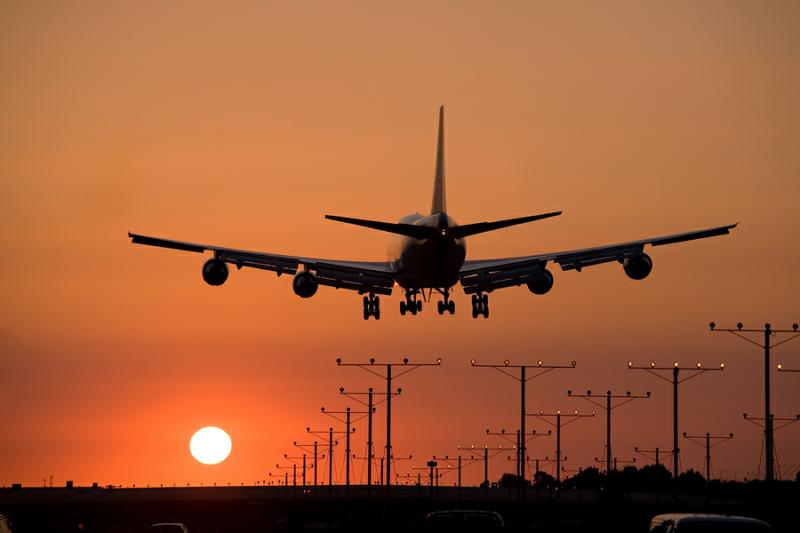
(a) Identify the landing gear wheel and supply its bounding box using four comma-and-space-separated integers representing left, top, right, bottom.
402, 289, 422, 317
363, 293, 381, 320
437, 301, 445, 315
448, 300, 455, 314
471, 292, 489, 319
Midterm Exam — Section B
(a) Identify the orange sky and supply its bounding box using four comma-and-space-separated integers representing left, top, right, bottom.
1, 1, 799, 487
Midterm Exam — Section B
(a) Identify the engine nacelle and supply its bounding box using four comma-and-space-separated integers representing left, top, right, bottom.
526, 269, 554, 295
293, 271, 319, 298
623, 253, 653, 280
202, 258, 229, 286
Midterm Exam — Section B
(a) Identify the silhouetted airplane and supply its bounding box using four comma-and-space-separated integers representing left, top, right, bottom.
130, 107, 736, 320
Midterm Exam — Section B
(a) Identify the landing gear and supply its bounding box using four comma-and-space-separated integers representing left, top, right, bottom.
436, 288, 455, 315
363, 293, 380, 320
400, 289, 422, 316
471, 292, 489, 319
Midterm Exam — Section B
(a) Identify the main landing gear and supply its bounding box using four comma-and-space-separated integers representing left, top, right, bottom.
363, 293, 380, 320
437, 289, 455, 315
471, 292, 489, 319
400, 289, 422, 316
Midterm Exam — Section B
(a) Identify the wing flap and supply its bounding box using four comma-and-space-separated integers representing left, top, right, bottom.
461, 260, 547, 294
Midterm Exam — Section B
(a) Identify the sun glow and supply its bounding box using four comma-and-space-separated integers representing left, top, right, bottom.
190, 426, 232, 465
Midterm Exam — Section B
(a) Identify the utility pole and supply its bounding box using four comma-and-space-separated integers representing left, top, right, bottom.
568, 389, 651, 473
293, 440, 322, 487
471, 358, 576, 491
709, 321, 799, 482
337, 356, 442, 494
340, 386, 396, 492
530, 410, 594, 484
321, 405, 370, 489
628, 361, 724, 478
682, 432, 733, 481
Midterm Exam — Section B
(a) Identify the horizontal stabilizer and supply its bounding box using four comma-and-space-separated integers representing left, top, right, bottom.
325, 215, 434, 239
450, 211, 562, 239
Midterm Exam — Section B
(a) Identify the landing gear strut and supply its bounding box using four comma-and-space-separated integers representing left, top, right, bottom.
437, 288, 455, 315
399, 289, 422, 316
471, 292, 489, 319
363, 293, 380, 320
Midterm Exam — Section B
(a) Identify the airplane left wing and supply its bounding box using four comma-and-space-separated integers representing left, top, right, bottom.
459, 223, 737, 294
128, 233, 396, 295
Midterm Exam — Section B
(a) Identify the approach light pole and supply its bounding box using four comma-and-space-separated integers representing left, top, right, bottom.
293, 440, 323, 487
634, 446, 671, 467
568, 389, 651, 473
485, 428, 551, 479
682, 432, 733, 481
337, 356, 442, 494
471, 358, 576, 490
709, 321, 799, 481
742, 413, 800, 480
283, 453, 313, 486
339, 386, 395, 491
627, 361, 724, 478
530, 410, 595, 484
321, 406, 371, 489
595, 457, 636, 471
306, 426, 344, 491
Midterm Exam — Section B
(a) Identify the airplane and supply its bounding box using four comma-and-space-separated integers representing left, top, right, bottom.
129, 107, 736, 320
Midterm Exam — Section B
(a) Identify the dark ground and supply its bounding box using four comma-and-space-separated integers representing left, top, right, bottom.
1, 483, 795, 532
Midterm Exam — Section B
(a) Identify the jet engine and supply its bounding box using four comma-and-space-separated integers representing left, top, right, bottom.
526, 269, 554, 295
202, 258, 229, 286
623, 253, 653, 280
293, 271, 319, 298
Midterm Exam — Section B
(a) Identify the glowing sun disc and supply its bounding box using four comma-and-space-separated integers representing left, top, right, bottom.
190, 426, 232, 465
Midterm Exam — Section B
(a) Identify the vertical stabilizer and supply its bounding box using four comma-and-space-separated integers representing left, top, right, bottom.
431, 106, 446, 214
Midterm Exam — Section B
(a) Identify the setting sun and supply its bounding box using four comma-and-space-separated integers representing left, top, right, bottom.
189, 427, 232, 465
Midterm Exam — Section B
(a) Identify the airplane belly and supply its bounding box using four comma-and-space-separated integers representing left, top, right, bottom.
395, 238, 466, 289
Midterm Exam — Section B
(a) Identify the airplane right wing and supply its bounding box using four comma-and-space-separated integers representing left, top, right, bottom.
459, 223, 737, 294
129, 233, 396, 295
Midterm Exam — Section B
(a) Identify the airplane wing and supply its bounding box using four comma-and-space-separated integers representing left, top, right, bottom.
459, 223, 737, 294
128, 233, 396, 295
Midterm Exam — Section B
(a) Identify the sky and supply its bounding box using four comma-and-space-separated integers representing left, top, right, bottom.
1, 1, 799, 488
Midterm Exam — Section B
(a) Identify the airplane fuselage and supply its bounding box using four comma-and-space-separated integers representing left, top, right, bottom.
389, 212, 466, 289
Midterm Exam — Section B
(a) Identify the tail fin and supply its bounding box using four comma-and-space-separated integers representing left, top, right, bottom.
431, 106, 446, 214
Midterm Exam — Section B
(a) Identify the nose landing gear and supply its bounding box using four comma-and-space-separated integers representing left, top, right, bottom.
363, 293, 380, 320
471, 292, 489, 319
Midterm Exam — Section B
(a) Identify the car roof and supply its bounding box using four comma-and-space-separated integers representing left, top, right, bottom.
651, 514, 770, 526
